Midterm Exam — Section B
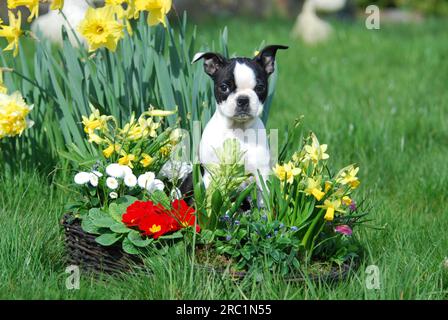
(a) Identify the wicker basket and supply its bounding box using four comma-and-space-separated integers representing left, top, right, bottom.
62, 213, 358, 281
61, 214, 143, 274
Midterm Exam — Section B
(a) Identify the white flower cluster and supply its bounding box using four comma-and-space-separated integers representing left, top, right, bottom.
73, 163, 165, 199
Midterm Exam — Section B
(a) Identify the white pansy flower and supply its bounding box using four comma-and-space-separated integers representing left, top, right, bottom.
124, 174, 137, 188
109, 192, 118, 199
74, 172, 90, 185
89, 173, 99, 187
137, 172, 155, 189
149, 179, 165, 192
92, 170, 103, 178
106, 177, 119, 190
106, 163, 125, 178
160, 160, 192, 182
121, 165, 133, 178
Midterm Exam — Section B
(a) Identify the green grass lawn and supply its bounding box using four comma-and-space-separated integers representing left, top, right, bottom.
1, 17, 447, 299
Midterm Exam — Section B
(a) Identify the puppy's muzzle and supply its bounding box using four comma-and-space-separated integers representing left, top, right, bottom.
235, 95, 250, 116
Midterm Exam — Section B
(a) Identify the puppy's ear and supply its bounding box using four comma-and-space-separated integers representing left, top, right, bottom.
254, 45, 288, 75
192, 52, 227, 77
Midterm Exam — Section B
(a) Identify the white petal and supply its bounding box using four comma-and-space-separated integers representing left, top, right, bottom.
89, 173, 99, 187
106, 163, 125, 178
106, 177, 119, 190
124, 174, 137, 188
121, 165, 133, 177
109, 192, 118, 199
74, 172, 90, 185
137, 172, 155, 189
92, 170, 103, 178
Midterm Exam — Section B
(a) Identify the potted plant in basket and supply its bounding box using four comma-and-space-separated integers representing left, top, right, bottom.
192, 119, 370, 280
61, 105, 199, 272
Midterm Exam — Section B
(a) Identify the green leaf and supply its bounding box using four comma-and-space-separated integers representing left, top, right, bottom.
122, 237, 140, 255
109, 203, 125, 222
88, 208, 109, 220
128, 230, 153, 247
81, 217, 101, 235
92, 216, 116, 228
110, 222, 132, 233
158, 231, 183, 240
95, 233, 122, 246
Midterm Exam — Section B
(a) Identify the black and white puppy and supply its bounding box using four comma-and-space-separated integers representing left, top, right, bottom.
192, 45, 288, 189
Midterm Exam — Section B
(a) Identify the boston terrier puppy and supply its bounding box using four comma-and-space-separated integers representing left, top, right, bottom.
192, 45, 288, 191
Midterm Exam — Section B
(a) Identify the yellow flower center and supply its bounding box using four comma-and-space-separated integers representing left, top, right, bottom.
149, 224, 161, 233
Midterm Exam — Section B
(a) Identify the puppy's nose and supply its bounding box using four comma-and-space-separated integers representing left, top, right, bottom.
236, 96, 250, 109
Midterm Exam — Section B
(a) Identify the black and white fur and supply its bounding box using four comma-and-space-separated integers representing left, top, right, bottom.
192, 45, 288, 189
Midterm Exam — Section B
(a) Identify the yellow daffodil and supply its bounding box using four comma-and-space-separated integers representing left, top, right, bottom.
147, 108, 176, 117
134, 0, 172, 27
337, 166, 360, 189
0, 70, 7, 94
0, 91, 34, 139
7, 0, 39, 22
303, 132, 329, 164
121, 118, 146, 141
324, 181, 332, 193
317, 199, 345, 221
160, 145, 171, 157
78, 6, 125, 52
50, 0, 64, 10
342, 196, 352, 206
82, 107, 111, 134
304, 177, 325, 201
118, 152, 136, 168
105, 2, 134, 35
88, 132, 104, 144
140, 153, 154, 167
273, 162, 301, 184
103, 143, 120, 158
0, 11, 23, 57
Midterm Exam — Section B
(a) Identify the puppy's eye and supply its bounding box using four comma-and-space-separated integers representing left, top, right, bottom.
255, 84, 265, 93
219, 84, 230, 93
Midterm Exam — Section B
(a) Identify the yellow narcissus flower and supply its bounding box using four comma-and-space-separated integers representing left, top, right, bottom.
337, 166, 360, 189
317, 199, 345, 222
159, 145, 171, 157
324, 181, 332, 193
78, 6, 125, 52
304, 177, 325, 201
147, 108, 176, 117
303, 132, 329, 164
103, 143, 120, 158
0, 91, 34, 139
140, 153, 154, 167
342, 196, 352, 206
118, 152, 136, 168
88, 133, 104, 144
82, 107, 111, 134
0, 11, 23, 57
273, 162, 301, 184
134, 0, 172, 27
7, 0, 39, 22
50, 0, 64, 10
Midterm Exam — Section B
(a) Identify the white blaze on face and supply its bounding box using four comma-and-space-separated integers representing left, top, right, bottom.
234, 63, 256, 90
